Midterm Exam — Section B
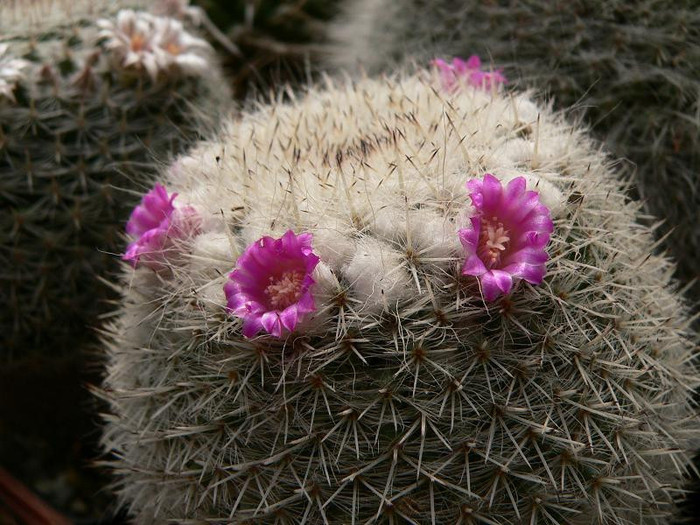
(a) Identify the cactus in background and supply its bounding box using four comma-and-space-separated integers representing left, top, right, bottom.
0, 0, 231, 360
102, 71, 699, 523
179, 0, 339, 98
327, 0, 700, 303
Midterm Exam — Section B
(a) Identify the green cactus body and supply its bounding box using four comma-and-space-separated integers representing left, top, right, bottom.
328, 0, 700, 303
102, 73, 699, 523
0, 0, 231, 359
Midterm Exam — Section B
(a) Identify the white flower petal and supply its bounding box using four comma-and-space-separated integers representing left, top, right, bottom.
174, 53, 208, 75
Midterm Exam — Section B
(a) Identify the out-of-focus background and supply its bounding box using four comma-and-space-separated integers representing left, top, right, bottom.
0, 1, 338, 522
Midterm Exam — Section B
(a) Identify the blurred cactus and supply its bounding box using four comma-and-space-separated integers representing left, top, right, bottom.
0, 0, 231, 361
328, 0, 700, 302
102, 72, 699, 523
185, 0, 339, 98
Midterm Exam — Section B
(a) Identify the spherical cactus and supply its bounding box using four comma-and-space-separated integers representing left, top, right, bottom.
327, 0, 700, 303
0, 0, 231, 359
101, 71, 699, 523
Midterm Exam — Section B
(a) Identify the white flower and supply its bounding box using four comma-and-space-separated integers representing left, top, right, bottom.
98, 10, 211, 80
0, 43, 29, 101
98, 10, 159, 79
152, 17, 210, 76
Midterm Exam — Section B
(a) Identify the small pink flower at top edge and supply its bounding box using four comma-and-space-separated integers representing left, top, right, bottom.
224, 230, 320, 339
432, 55, 506, 92
459, 174, 553, 301
123, 183, 201, 271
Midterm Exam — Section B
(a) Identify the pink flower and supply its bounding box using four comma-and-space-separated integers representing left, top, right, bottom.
432, 55, 506, 92
459, 174, 553, 301
123, 183, 201, 270
224, 230, 320, 338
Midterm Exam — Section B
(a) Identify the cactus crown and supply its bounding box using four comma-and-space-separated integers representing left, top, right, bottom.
102, 72, 699, 523
328, 0, 700, 303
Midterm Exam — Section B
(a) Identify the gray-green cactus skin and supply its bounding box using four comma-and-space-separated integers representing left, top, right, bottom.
328, 0, 700, 304
0, 1, 231, 360
102, 73, 699, 524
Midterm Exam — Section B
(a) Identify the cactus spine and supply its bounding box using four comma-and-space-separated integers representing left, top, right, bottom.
0, 0, 231, 359
102, 72, 699, 523
327, 0, 700, 304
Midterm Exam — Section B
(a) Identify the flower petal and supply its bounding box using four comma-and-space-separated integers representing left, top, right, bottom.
458, 217, 481, 250
462, 254, 487, 276
503, 245, 549, 266
279, 306, 299, 333
504, 176, 527, 202
502, 262, 547, 285
479, 173, 503, 210
123, 227, 168, 268
260, 311, 283, 338
296, 291, 316, 313
242, 316, 264, 339
480, 270, 513, 301
465, 55, 481, 69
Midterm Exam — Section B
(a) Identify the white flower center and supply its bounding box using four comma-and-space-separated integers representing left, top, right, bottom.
478, 216, 510, 267
265, 270, 305, 309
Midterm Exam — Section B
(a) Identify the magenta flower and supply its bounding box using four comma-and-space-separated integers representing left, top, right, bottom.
459, 174, 553, 301
224, 230, 320, 338
432, 55, 506, 92
123, 183, 201, 270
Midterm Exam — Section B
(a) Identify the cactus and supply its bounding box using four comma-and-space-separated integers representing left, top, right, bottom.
180, 0, 340, 99
101, 72, 699, 523
327, 0, 700, 304
0, 0, 231, 360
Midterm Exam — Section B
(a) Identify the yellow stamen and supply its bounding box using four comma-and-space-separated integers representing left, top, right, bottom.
265, 270, 305, 309
165, 42, 182, 55
478, 218, 510, 266
130, 34, 147, 52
